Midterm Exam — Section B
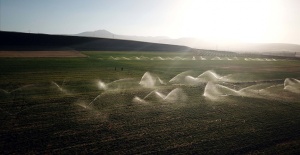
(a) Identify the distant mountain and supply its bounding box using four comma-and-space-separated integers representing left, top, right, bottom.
75, 30, 300, 55
76, 30, 169, 43
77, 29, 114, 38
235, 43, 300, 52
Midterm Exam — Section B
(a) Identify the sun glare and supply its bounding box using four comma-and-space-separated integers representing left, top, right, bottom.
169, 0, 282, 43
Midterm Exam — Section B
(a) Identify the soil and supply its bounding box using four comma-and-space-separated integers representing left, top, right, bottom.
0, 51, 87, 57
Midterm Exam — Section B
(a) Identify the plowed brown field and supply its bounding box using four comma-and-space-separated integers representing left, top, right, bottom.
0, 51, 86, 57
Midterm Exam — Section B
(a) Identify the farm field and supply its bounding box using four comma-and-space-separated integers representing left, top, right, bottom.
0, 51, 300, 154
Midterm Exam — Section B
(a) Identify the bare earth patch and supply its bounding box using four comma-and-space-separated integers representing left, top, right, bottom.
0, 51, 87, 57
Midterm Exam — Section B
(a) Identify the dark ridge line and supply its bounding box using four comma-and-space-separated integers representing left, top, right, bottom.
0, 31, 193, 52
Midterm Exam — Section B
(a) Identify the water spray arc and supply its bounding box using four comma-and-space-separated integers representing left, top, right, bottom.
284, 78, 300, 93
139, 72, 165, 88
134, 88, 187, 104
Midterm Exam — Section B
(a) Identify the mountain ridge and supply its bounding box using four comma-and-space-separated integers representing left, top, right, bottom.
76, 30, 170, 43
75, 30, 300, 54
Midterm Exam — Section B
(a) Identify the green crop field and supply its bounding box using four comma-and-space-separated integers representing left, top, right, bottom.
1, 51, 300, 154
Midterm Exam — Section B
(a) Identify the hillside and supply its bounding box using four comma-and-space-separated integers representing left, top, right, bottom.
0, 31, 192, 52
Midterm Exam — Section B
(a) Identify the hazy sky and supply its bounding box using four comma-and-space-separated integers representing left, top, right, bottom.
1, 0, 300, 44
